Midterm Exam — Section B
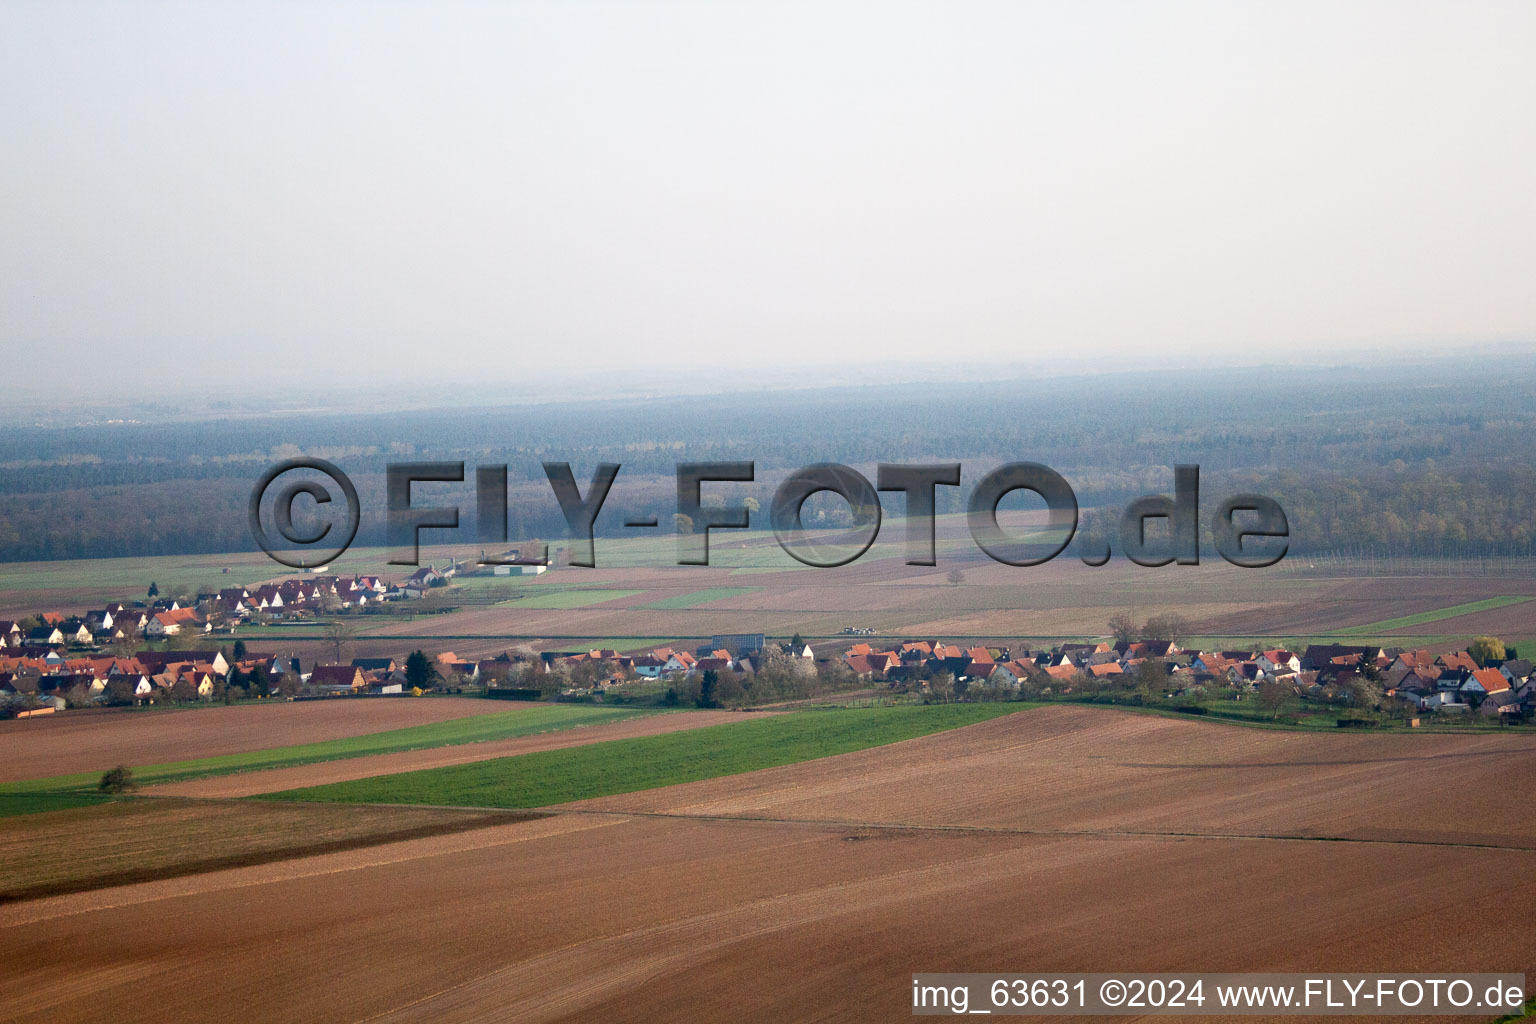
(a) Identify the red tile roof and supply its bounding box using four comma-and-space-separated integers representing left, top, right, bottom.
1468, 668, 1509, 694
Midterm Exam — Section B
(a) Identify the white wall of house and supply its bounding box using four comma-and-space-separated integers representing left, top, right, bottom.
491, 564, 547, 576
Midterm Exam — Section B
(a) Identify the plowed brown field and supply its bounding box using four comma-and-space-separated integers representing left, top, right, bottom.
0, 698, 507, 782
1, 706, 1531, 1024
569, 705, 1536, 848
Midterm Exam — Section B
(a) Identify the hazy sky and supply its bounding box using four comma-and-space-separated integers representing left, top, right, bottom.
3, 1, 1534, 391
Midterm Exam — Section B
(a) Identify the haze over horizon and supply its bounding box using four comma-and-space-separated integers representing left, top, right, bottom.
4, 1, 1534, 395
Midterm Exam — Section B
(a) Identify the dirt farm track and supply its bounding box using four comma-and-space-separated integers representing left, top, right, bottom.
1, 706, 1532, 1024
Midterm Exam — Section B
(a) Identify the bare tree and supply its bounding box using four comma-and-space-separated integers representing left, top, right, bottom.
928, 672, 955, 703
946, 568, 966, 586
171, 626, 209, 651
1107, 611, 1138, 645
1133, 657, 1170, 703
321, 619, 357, 664
1141, 613, 1191, 646
1256, 678, 1290, 719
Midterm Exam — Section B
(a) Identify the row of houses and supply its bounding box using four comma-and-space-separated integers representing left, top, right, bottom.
840, 638, 1189, 685
0, 641, 489, 710
301, 635, 798, 698
1, 601, 241, 646
309, 650, 490, 695
0, 567, 460, 654
0, 648, 255, 710
0, 639, 549, 708
5, 595, 1529, 722
4, 634, 794, 709
199, 574, 392, 620
836, 638, 1536, 720
544, 638, 805, 686
184, 567, 448, 624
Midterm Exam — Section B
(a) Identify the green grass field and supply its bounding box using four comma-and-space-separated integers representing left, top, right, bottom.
261, 703, 1029, 810
447, 575, 631, 598
510, 588, 646, 609
1337, 596, 1532, 636
0, 704, 652, 818
639, 587, 760, 610
0, 545, 448, 600
550, 637, 670, 652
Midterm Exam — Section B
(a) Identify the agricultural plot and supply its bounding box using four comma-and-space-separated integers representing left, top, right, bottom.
245, 566, 1536, 660
1337, 595, 1534, 636
151, 710, 757, 798
0, 544, 435, 615
0, 704, 651, 817
262, 705, 1027, 810
897, 600, 1285, 638
0, 800, 513, 902
0, 551, 289, 609
506, 588, 645, 609
637, 587, 761, 610
12, 533, 1536, 651
0, 696, 507, 783
2, 705, 1531, 1024
574, 705, 1536, 848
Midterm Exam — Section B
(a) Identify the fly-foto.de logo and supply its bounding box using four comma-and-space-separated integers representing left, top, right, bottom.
249, 460, 1287, 571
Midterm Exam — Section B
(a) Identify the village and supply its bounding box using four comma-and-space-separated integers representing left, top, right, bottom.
0, 561, 1531, 726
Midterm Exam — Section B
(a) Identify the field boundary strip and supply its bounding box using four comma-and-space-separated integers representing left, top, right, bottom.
1335, 595, 1533, 636
548, 808, 1536, 854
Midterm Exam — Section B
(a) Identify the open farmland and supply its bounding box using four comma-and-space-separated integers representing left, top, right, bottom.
280, 537, 1536, 656
0, 696, 509, 783
232, 559, 1536, 667
0, 543, 448, 617
511, 588, 646, 609
1335, 596, 1535, 635
0, 705, 1530, 1023
637, 586, 761, 609
0, 799, 515, 902
262, 704, 1026, 809
9, 527, 1536, 663
0, 703, 656, 816
569, 705, 1536, 848
149, 709, 758, 798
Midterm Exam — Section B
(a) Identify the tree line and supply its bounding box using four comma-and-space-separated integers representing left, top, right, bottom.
7, 359, 1536, 561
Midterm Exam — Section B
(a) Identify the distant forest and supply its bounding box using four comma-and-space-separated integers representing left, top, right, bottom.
3, 357, 1536, 562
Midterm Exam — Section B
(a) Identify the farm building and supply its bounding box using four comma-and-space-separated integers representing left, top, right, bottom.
491, 563, 547, 576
